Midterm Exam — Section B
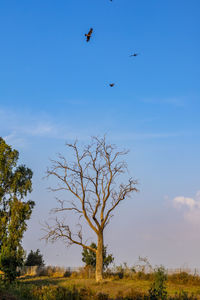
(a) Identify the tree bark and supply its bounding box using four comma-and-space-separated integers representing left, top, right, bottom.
95, 231, 103, 282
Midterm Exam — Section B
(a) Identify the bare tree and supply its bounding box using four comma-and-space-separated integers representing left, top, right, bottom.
44, 136, 138, 281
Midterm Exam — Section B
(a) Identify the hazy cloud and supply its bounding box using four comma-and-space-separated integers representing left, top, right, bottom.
0, 106, 90, 146
23, 123, 57, 137
173, 191, 200, 225
3, 133, 27, 149
174, 196, 196, 209
1, 106, 188, 148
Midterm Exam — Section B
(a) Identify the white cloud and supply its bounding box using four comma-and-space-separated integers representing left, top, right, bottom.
174, 196, 196, 209
173, 191, 200, 225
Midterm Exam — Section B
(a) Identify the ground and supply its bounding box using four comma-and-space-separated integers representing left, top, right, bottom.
17, 276, 200, 298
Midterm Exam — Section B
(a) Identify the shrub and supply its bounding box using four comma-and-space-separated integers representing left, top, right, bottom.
168, 272, 200, 285
114, 264, 126, 279
170, 290, 197, 300
37, 266, 65, 277
96, 292, 109, 300
116, 271, 124, 279
149, 266, 167, 300
125, 289, 147, 300
70, 271, 79, 278
169, 272, 190, 284
7, 284, 92, 300
112, 263, 138, 280
63, 269, 71, 278
78, 266, 95, 279
33, 285, 72, 300
79, 287, 95, 298
136, 271, 153, 281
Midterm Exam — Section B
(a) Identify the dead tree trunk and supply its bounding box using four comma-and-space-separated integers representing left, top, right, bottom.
96, 231, 103, 282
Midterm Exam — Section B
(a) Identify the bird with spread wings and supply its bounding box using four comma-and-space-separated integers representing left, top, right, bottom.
130, 53, 139, 57
85, 28, 93, 42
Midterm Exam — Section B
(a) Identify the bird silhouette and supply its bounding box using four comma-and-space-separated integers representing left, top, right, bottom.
85, 28, 93, 42
130, 53, 139, 57
109, 83, 115, 87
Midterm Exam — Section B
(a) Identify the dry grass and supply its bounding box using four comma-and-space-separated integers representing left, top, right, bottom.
20, 276, 200, 298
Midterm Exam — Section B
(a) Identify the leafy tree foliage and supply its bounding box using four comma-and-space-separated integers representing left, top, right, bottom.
82, 242, 114, 270
25, 249, 44, 267
0, 137, 35, 282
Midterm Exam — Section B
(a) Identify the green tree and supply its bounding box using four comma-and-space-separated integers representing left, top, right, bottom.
0, 137, 35, 282
25, 249, 44, 267
82, 242, 114, 270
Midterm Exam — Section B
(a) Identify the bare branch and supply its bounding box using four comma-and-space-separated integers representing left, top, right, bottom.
102, 178, 138, 228
42, 218, 96, 253
45, 136, 138, 252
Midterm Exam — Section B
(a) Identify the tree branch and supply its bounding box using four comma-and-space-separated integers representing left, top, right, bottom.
42, 218, 97, 253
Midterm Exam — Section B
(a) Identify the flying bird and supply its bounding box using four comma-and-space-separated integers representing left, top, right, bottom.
130, 53, 139, 57
109, 83, 115, 87
85, 28, 93, 42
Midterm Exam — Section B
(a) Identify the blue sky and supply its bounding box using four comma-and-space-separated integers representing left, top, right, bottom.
1, 0, 200, 269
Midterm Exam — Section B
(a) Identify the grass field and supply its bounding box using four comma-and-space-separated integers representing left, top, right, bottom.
2, 275, 199, 299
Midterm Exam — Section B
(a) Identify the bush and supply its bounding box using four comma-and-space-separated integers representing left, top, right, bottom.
136, 271, 153, 281
63, 269, 71, 278
116, 271, 124, 279
170, 290, 197, 300
37, 266, 65, 277
32, 285, 72, 300
5, 284, 88, 300
149, 266, 167, 300
78, 266, 95, 279
96, 292, 109, 300
70, 271, 79, 278
168, 272, 200, 285
124, 289, 147, 300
